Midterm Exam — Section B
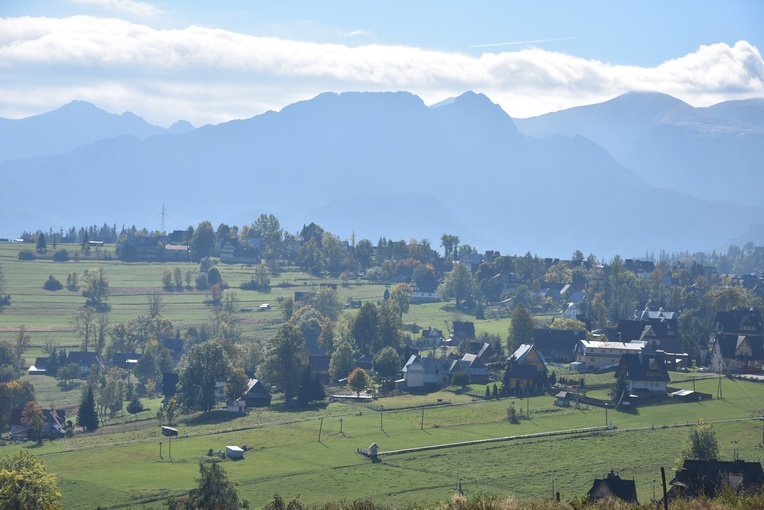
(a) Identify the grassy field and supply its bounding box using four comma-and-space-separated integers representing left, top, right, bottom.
6, 242, 764, 508
0, 242, 513, 365
2, 370, 764, 508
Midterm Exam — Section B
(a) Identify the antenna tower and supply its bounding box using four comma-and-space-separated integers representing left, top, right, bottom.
160, 204, 167, 234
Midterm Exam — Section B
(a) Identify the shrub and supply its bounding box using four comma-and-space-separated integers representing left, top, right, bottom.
18, 249, 35, 260
126, 396, 144, 414
52, 249, 70, 262
43, 275, 63, 291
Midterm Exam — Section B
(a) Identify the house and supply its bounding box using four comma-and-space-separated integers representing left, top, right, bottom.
309, 355, 331, 384
449, 353, 490, 384
220, 238, 261, 264
574, 340, 647, 371
504, 344, 547, 394
10, 408, 66, 440
28, 356, 49, 376
467, 341, 494, 360
420, 327, 445, 346
554, 391, 571, 407
712, 309, 763, 337
110, 353, 141, 371
400, 355, 451, 389
588, 471, 638, 504
244, 378, 272, 407
615, 353, 671, 396
67, 351, 107, 376
163, 244, 190, 261
116, 235, 168, 261
411, 281, 439, 303
533, 328, 586, 362
710, 333, 764, 374
452, 321, 475, 342
669, 459, 764, 499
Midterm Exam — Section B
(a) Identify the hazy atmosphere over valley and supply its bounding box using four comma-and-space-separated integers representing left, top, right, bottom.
1, 0, 763, 257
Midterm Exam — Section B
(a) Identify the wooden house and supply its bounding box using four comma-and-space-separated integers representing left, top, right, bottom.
244, 378, 272, 407
588, 471, 638, 504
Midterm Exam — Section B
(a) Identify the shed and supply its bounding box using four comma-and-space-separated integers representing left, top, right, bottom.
554, 391, 571, 407
226, 446, 245, 460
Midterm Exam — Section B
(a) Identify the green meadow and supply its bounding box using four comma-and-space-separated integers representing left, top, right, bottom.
4, 242, 764, 508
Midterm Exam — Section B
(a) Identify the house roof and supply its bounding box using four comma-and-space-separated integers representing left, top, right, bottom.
618, 353, 670, 383
509, 344, 547, 366
671, 459, 764, 498
67, 351, 107, 369
714, 309, 763, 336
403, 355, 450, 375
588, 471, 638, 503
715, 333, 764, 361
245, 379, 271, 398
533, 328, 585, 352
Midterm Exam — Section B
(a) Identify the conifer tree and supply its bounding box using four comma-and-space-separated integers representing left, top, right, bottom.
77, 384, 99, 431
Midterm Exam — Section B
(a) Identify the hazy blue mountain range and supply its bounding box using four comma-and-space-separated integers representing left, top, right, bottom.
514, 92, 764, 207
0, 100, 195, 163
1, 91, 762, 258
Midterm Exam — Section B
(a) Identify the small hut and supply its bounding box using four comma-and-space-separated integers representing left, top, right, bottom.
226, 446, 245, 460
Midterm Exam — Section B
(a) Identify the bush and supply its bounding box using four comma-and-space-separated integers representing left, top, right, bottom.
126, 396, 144, 414
18, 249, 35, 260
52, 249, 70, 262
43, 275, 63, 291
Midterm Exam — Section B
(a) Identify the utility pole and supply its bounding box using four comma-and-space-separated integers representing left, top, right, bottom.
318, 417, 324, 442
421, 407, 425, 430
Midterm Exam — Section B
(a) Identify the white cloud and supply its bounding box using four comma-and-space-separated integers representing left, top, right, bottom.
0, 16, 762, 126
69, 0, 165, 18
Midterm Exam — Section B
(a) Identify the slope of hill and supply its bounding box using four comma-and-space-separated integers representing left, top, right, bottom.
514, 92, 764, 207
1, 91, 761, 258
0, 101, 195, 163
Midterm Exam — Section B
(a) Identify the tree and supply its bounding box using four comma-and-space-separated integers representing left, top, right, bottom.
260, 323, 305, 404
311, 287, 343, 321
43, 275, 63, 291
251, 213, 283, 260
355, 239, 374, 271
348, 367, 368, 397
21, 401, 45, 444
351, 302, 379, 354
0, 450, 62, 509
187, 461, 246, 509
226, 368, 250, 401
162, 268, 173, 289
176, 341, 233, 412
507, 304, 535, 354
9, 379, 36, 409
81, 267, 110, 306
373, 346, 402, 381
451, 370, 471, 388
36, 232, 47, 253
377, 301, 402, 351
437, 263, 475, 308
71, 306, 96, 352
679, 422, 719, 463
77, 384, 99, 431
440, 234, 460, 259
297, 364, 325, 405
57, 363, 81, 387
14, 325, 31, 363
390, 283, 413, 318
191, 221, 216, 261
329, 341, 355, 382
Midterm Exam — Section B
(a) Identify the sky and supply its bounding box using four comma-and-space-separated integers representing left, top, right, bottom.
1, 0, 763, 127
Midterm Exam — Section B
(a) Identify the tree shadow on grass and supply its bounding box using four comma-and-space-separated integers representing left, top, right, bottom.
185, 410, 243, 426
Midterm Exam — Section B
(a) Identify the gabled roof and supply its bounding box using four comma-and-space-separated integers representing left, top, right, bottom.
402, 355, 450, 375
715, 333, 764, 361
671, 459, 764, 498
533, 328, 585, 351
618, 353, 670, 383
588, 471, 638, 504
245, 378, 271, 398
714, 309, 763, 336
67, 351, 107, 370
509, 344, 547, 366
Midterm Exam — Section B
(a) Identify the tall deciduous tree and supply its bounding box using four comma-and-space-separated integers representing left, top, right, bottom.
14, 325, 31, 363
679, 422, 719, 463
436, 263, 475, 308
507, 304, 535, 355
0, 450, 62, 509
191, 221, 215, 261
21, 401, 44, 444
329, 341, 355, 382
390, 283, 413, 318
373, 346, 402, 381
352, 302, 379, 355
81, 267, 110, 306
176, 341, 233, 412
348, 367, 368, 397
260, 323, 305, 404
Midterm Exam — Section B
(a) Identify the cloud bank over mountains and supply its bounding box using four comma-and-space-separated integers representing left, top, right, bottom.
1, 15, 762, 126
